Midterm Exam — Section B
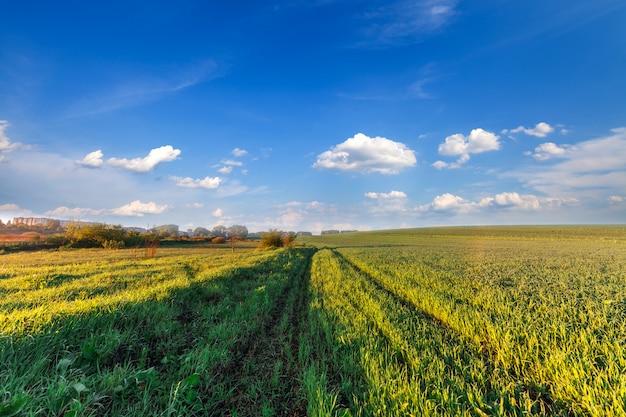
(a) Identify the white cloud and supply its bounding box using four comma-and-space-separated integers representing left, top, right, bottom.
365, 190, 408, 199
609, 196, 624, 203
432, 153, 470, 170
108, 145, 181, 173
434, 128, 499, 169
189, 203, 204, 209
510, 128, 626, 197
221, 159, 243, 166
431, 160, 449, 170
418, 192, 578, 213
420, 193, 473, 212
66, 60, 221, 117
76, 150, 104, 168
0, 203, 32, 215
45, 206, 106, 218
478, 192, 578, 210
365, 191, 410, 214
314, 133, 417, 174
46, 200, 171, 218
0, 120, 31, 161
438, 128, 500, 156
111, 200, 170, 217
505, 122, 554, 138
218, 166, 233, 174
172, 176, 221, 189
212, 208, 223, 217
360, 0, 458, 46
232, 148, 248, 157
530, 142, 568, 161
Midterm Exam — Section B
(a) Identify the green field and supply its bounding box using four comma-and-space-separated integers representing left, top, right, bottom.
2, 226, 626, 416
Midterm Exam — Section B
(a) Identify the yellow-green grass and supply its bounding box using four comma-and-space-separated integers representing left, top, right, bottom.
302, 225, 626, 416
2, 225, 626, 416
1, 245, 312, 416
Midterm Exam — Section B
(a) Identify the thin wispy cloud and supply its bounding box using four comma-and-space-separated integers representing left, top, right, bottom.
357, 0, 458, 46
365, 190, 408, 199
510, 128, 626, 197
65, 60, 222, 117
45, 200, 170, 218
0, 120, 31, 161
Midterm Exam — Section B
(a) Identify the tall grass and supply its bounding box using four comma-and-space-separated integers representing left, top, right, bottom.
0, 246, 312, 416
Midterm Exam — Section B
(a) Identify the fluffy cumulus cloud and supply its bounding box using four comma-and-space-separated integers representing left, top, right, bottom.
365, 190, 408, 199
212, 208, 223, 217
110, 200, 170, 217
76, 150, 104, 168
420, 193, 473, 212
432, 128, 499, 169
0, 120, 31, 161
438, 129, 500, 156
480, 193, 578, 210
171, 176, 221, 189
418, 192, 578, 213
0, 203, 32, 215
314, 133, 417, 174
218, 166, 233, 174
107, 145, 181, 172
608, 196, 624, 203
504, 122, 554, 138
477, 192, 578, 210
528, 142, 568, 161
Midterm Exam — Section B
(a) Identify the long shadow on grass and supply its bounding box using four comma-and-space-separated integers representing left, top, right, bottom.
0, 248, 316, 417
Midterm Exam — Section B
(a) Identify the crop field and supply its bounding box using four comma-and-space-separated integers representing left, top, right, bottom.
2, 226, 626, 416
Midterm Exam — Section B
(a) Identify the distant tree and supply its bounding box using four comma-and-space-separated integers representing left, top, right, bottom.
212, 225, 227, 238
193, 227, 211, 237
44, 219, 61, 231
282, 231, 297, 248
227, 225, 248, 240
152, 224, 179, 237
61, 222, 128, 248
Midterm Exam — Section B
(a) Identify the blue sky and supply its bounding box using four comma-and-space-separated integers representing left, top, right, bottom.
1, 1, 625, 233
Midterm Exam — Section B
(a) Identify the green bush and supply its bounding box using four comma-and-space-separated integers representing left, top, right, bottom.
102, 240, 125, 249
259, 230, 283, 249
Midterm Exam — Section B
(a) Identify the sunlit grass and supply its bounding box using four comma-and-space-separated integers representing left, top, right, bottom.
302, 225, 626, 416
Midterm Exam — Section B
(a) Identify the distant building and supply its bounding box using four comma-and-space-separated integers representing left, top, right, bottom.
321, 230, 340, 235
12, 217, 49, 226
296, 231, 313, 237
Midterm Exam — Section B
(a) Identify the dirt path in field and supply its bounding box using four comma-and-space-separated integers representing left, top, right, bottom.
210, 248, 315, 416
